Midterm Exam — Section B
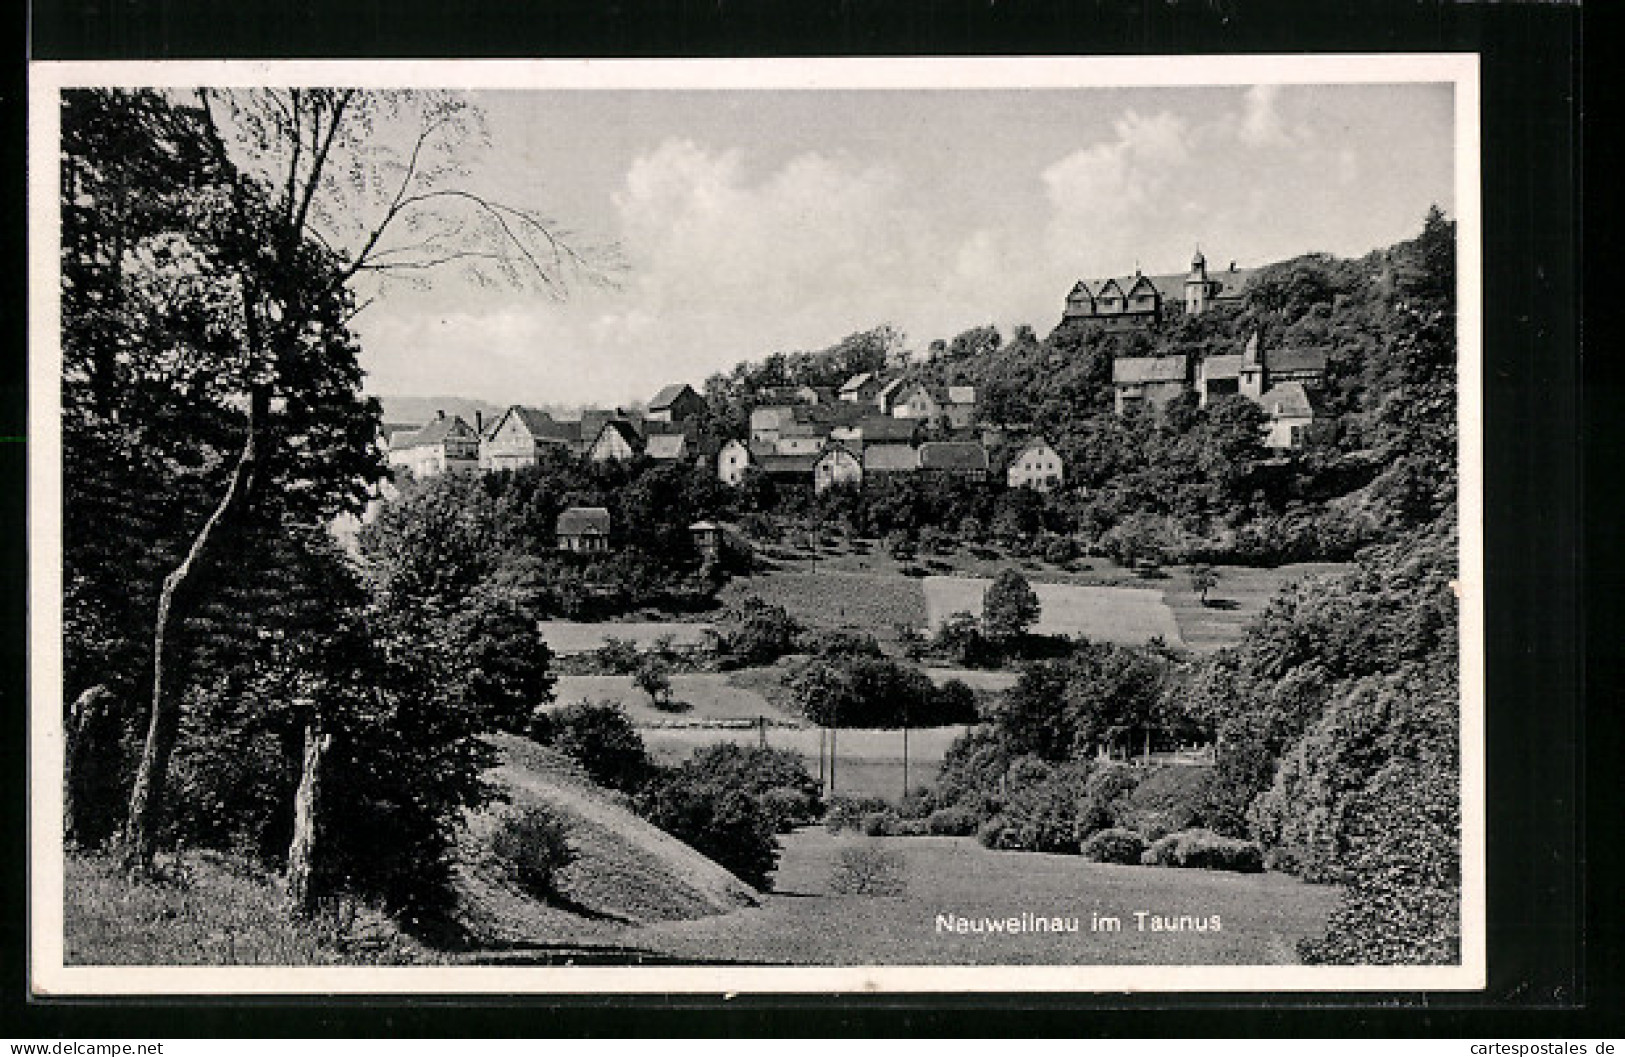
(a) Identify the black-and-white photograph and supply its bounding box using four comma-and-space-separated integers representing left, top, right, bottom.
28, 57, 1483, 994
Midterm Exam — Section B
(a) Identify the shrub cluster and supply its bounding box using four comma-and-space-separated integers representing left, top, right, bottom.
532, 701, 650, 793
1140, 828, 1264, 873
1080, 827, 1148, 865
489, 806, 574, 900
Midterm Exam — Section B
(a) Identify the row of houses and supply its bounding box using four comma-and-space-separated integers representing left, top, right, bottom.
1111, 332, 1328, 449
385, 384, 719, 478
1062, 250, 1253, 329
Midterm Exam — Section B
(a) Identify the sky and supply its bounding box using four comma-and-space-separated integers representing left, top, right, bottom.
347, 82, 1456, 407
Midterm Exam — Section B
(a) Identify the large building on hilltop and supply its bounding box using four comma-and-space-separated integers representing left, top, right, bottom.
1062, 250, 1254, 329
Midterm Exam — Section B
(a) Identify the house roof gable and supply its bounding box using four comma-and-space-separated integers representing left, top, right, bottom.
1112, 356, 1189, 384
918, 441, 989, 471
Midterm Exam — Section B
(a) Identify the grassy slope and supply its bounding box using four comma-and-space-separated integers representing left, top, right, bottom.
921, 575, 1185, 646
550, 672, 807, 726
626, 830, 1340, 966
453, 735, 759, 949
63, 851, 437, 966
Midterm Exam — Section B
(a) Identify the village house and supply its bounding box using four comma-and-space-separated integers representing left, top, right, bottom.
690, 520, 723, 561
716, 438, 752, 486
875, 377, 908, 415
1112, 356, 1191, 415
813, 441, 864, 493
644, 432, 689, 463
862, 443, 920, 477
1007, 438, 1064, 492
890, 382, 978, 429
480, 405, 578, 470
1195, 354, 1244, 407
757, 452, 818, 484
749, 405, 797, 445
1063, 250, 1253, 329
838, 372, 884, 404
556, 506, 612, 553
386, 411, 482, 478
646, 383, 708, 424
1257, 382, 1318, 449
587, 419, 642, 463
917, 441, 990, 481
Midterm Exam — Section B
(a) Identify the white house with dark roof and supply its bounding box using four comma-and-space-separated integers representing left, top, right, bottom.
1007, 438, 1064, 492
716, 438, 753, 486
587, 419, 642, 463
387, 411, 482, 478
481, 405, 578, 470
813, 441, 863, 493
1257, 382, 1318, 449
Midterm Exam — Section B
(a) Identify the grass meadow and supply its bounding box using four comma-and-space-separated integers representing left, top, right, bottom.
624, 829, 1340, 966
922, 575, 1186, 646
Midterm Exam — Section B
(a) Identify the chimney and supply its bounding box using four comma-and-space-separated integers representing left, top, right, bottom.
475, 410, 483, 434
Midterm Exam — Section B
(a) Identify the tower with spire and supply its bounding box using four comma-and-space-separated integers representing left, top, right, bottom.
1184, 246, 1212, 315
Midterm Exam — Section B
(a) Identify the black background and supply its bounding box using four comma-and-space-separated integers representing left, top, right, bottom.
6, 0, 1603, 1038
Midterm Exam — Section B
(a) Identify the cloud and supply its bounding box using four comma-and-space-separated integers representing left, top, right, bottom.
1238, 84, 1294, 147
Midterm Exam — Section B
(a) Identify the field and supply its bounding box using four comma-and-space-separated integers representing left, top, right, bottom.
551, 672, 804, 726
537, 620, 713, 656
584, 829, 1340, 966
718, 567, 927, 649
729, 549, 1352, 654
640, 724, 971, 800
922, 575, 1185, 647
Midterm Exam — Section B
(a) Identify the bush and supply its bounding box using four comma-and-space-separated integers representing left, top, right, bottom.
975, 815, 1012, 850
541, 701, 649, 793
490, 807, 574, 900
828, 844, 908, 896
673, 743, 823, 832
1121, 765, 1211, 840
1081, 827, 1147, 865
825, 794, 893, 833
926, 806, 979, 836
1043, 536, 1080, 565
860, 810, 900, 837
1141, 828, 1264, 873
995, 761, 1092, 853
594, 637, 641, 675
635, 775, 779, 890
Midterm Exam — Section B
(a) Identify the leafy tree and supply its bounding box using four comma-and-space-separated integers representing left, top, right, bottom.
634, 657, 675, 709
982, 569, 1041, 643
536, 701, 649, 793
1188, 564, 1219, 605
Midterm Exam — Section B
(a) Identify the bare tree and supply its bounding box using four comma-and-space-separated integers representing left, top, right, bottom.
120, 88, 608, 879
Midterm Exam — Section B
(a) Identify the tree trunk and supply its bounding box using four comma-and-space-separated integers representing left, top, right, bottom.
64, 684, 113, 847
122, 386, 268, 874
286, 723, 333, 915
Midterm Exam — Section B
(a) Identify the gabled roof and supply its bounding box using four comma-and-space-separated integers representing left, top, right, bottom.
1011, 437, 1059, 461
392, 414, 476, 450
816, 440, 859, 462
876, 377, 907, 401
1067, 280, 1095, 304
649, 383, 699, 410
592, 419, 642, 450
556, 506, 612, 535
862, 443, 920, 472
1200, 355, 1244, 381
839, 372, 877, 394
946, 385, 977, 405
1259, 382, 1316, 418
855, 416, 919, 443
918, 441, 990, 472
1125, 272, 1161, 298
383, 422, 420, 445
645, 433, 689, 460
759, 454, 817, 475
1268, 348, 1329, 374
1112, 356, 1189, 385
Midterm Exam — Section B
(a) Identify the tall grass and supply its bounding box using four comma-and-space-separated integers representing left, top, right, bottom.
64, 851, 438, 966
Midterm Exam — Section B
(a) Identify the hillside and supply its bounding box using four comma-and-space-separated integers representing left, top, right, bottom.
451, 734, 758, 949
374, 394, 508, 429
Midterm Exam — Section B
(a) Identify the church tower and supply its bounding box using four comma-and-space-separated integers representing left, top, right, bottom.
1239, 329, 1267, 400
1184, 247, 1211, 315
